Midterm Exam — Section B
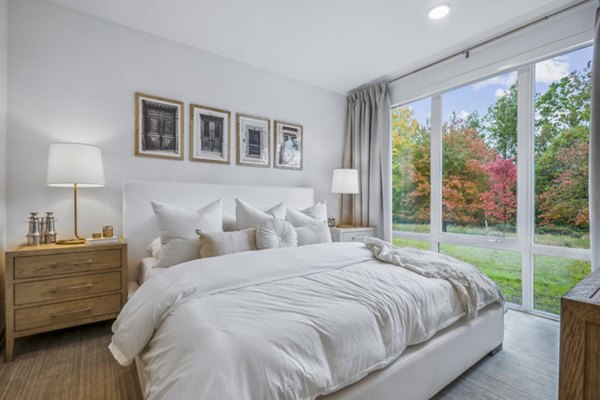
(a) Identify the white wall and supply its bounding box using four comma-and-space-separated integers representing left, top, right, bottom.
7, 0, 346, 248
0, 0, 6, 335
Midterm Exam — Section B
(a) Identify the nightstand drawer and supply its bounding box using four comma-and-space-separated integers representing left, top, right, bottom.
14, 271, 122, 306
339, 232, 365, 242
14, 293, 122, 332
14, 250, 121, 279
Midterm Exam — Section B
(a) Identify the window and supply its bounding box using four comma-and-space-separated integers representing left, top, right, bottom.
534, 47, 592, 249
391, 98, 431, 234
442, 72, 517, 237
391, 45, 593, 317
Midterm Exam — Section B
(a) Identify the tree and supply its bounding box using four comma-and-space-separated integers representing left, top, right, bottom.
481, 156, 517, 229
535, 62, 591, 155
481, 84, 518, 159
442, 119, 494, 229
391, 106, 430, 225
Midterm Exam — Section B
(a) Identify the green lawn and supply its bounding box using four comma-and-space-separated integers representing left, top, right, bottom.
391, 237, 590, 315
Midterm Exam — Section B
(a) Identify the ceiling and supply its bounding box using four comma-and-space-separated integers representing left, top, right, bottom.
50, 0, 579, 94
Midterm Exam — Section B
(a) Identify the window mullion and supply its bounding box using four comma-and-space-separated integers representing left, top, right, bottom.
517, 65, 535, 313
430, 95, 443, 252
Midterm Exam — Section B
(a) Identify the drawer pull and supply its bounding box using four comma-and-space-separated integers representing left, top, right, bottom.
49, 260, 94, 268
50, 283, 93, 293
50, 307, 93, 318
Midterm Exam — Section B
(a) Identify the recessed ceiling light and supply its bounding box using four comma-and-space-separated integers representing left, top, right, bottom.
428, 4, 450, 20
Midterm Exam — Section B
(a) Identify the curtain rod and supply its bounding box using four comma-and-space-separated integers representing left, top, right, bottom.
389, 0, 593, 84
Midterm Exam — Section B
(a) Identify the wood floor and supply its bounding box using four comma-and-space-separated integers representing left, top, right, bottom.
0, 310, 559, 400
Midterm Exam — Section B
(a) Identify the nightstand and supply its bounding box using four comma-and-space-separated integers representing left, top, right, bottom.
559, 268, 600, 399
3, 240, 127, 362
329, 227, 375, 242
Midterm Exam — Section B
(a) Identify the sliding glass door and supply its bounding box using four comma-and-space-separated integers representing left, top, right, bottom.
391, 44, 593, 318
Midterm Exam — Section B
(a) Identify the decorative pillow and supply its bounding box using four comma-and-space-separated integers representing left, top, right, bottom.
222, 212, 237, 232
296, 221, 332, 246
256, 219, 298, 250
146, 237, 162, 259
235, 198, 286, 230
151, 199, 223, 267
286, 201, 328, 227
198, 228, 257, 258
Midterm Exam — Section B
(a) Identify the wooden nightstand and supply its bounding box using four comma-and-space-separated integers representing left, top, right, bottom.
559, 268, 600, 399
329, 227, 375, 242
3, 240, 127, 361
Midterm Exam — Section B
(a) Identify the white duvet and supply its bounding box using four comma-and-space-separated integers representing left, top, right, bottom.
110, 242, 503, 400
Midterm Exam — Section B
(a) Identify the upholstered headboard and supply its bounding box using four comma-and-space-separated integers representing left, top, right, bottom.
122, 180, 314, 283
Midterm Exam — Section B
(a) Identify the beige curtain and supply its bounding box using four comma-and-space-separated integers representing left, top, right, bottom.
341, 81, 392, 241
590, 2, 600, 270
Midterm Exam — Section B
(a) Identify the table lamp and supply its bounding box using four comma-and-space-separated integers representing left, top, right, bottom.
47, 143, 105, 245
331, 168, 359, 228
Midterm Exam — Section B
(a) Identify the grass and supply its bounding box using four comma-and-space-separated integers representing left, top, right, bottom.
391, 235, 591, 315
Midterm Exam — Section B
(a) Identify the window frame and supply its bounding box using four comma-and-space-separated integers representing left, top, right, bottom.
391, 44, 593, 319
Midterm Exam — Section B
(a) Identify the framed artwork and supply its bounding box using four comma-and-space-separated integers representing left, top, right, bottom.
274, 121, 303, 170
190, 104, 231, 164
135, 92, 184, 160
237, 113, 270, 168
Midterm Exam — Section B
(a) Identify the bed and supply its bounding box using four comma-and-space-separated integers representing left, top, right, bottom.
116, 180, 504, 400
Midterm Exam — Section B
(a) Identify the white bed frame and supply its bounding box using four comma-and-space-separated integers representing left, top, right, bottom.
123, 180, 504, 400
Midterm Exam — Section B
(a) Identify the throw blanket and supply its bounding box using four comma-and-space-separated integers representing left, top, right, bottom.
365, 238, 504, 319
110, 242, 503, 400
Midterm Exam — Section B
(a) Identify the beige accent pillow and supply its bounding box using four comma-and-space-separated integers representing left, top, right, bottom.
198, 228, 257, 258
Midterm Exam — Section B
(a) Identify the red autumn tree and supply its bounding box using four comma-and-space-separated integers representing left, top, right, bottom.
481, 155, 517, 228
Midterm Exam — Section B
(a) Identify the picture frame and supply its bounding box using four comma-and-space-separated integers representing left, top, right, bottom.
190, 104, 231, 164
236, 113, 271, 168
273, 121, 303, 170
135, 92, 184, 160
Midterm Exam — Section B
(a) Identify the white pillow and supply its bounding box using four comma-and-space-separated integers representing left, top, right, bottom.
256, 219, 298, 250
235, 199, 286, 230
286, 201, 328, 227
151, 199, 223, 267
296, 221, 332, 246
222, 212, 237, 232
146, 237, 162, 259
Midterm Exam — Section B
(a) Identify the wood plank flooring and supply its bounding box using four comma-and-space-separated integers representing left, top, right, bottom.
0, 310, 559, 400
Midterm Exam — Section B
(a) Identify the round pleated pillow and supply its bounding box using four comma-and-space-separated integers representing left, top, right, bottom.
256, 218, 298, 250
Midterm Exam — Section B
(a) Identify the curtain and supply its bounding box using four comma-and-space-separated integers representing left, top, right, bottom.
591, 3, 600, 271
342, 81, 392, 241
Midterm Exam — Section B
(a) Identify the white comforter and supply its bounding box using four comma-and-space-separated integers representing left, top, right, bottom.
110, 242, 502, 400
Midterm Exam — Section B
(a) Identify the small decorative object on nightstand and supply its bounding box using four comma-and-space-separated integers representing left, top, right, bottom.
3, 240, 127, 362
330, 226, 375, 242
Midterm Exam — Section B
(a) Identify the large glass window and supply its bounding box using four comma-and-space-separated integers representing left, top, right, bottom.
534, 255, 591, 314
442, 72, 518, 238
391, 44, 593, 318
534, 47, 592, 249
440, 244, 522, 306
391, 98, 431, 234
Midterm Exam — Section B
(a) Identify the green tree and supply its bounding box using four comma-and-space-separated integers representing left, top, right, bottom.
481, 84, 518, 159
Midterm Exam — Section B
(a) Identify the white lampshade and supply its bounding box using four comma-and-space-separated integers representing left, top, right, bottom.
331, 169, 359, 194
47, 143, 105, 187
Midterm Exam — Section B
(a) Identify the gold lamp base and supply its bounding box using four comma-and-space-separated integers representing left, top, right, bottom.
56, 238, 85, 245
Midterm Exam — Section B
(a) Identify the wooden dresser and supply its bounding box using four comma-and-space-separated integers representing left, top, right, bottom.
559, 268, 600, 400
3, 240, 127, 361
